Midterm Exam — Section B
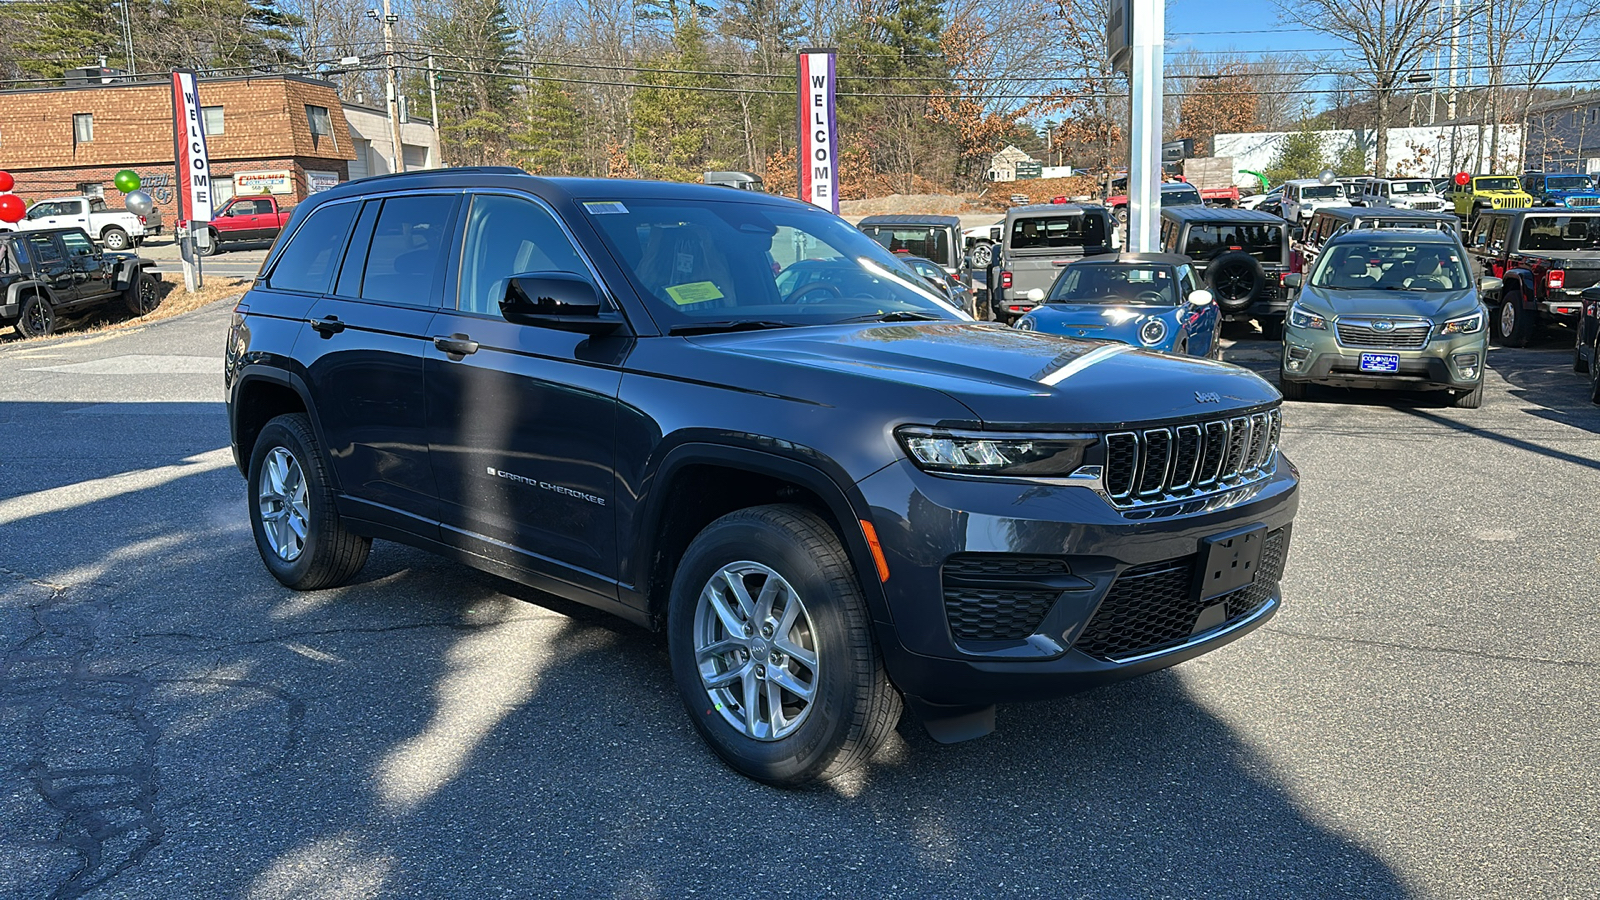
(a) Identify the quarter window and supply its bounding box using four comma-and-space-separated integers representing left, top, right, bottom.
355, 194, 457, 306
266, 202, 359, 294
459, 194, 593, 315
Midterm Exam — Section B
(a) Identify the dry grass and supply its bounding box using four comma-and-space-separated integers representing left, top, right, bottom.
0, 275, 249, 347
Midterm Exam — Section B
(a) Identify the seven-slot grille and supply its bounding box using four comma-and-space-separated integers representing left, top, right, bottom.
1567, 197, 1600, 207
1102, 409, 1280, 507
1336, 317, 1431, 349
1409, 200, 1443, 210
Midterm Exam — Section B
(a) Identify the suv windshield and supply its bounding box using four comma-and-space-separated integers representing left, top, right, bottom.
1475, 177, 1519, 191
1184, 222, 1283, 264
584, 198, 960, 326
1048, 264, 1178, 305
1518, 214, 1600, 251
1310, 240, 1469, 291
1545, 175, 1593, 191
1392, 181, 1434, 195
1009, 214, 1108, 251
1300, 185, 1341, 200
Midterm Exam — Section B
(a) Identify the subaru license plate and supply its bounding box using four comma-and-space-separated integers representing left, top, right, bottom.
1359, 352, 1400, 373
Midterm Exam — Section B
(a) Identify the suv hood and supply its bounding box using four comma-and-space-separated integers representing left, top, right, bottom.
689, 322, 1277, 428
1300, 287, 1479, 320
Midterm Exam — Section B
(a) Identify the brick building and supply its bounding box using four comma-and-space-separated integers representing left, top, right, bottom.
0, 74, 363, 224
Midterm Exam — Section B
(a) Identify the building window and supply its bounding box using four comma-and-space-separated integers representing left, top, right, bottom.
73, 113, 93, 143
306, 104, 337, 150
1588, 107, 1599, 125
202, 106, 224, 136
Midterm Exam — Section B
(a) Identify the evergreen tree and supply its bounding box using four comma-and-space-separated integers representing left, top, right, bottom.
518, 74, 583, 175
424, 0, 518, 166
1265, 124, 1329, 184
15, 1, 126, 78
630, 9, 728, 181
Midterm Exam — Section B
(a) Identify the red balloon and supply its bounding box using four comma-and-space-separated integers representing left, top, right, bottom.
0, 194, 23, 223
0, 172, 12, 193
1454, 171, 1471, 186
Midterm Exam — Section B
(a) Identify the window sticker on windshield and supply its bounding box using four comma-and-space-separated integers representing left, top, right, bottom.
583, 201, 629, 215
665, 282, 724, 305
1127, 269, 1155, 283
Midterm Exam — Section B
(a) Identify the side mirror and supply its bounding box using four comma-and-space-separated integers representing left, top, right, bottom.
1479, 276, 1503, 294
1188, 289, 1214, 306
1284, 273, 1304, 289
1025, 288, 1045, 303
1290, 226, 1305, 242
501, 272, 622, 335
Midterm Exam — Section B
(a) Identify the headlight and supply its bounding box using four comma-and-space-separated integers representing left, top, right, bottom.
1288, 302, 1327, 330
1138, 317, 1167, 346
1015, 315, 1034, 331
1439, 310, 1485, 335
896, 427, 1097, 476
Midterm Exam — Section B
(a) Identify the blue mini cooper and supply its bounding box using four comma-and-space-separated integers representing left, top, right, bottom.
1015, 252, 1221, 358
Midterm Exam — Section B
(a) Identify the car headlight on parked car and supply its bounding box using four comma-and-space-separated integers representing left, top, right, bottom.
1288, 302, 1328, 330
896, 427, 1097, 477
1138, 318, 1167, 346
1438, 310, 1485, 335
1015, 315, 1034, 331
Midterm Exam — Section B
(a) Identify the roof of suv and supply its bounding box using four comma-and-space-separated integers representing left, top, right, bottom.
1069, 251, 1191, 267
1326, 227, 1460, 245
857, 214, 962, 227
1160, 206, 1285, 224
1313, 206, 1455, 223
321, 167, 821, 211
1007, 203, 1105, 216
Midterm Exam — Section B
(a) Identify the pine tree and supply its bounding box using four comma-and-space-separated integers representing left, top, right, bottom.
425, 0, 518, 166
15, 1, 126, 78
629, 9, 728, 181
518, 74, 583, 175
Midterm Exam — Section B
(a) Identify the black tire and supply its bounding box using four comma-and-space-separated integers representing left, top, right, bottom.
1278, 373, 1307, 400
1259, 317, 1285, 341
16, 292, 55, 338
122, 270, 160, 316
100, 226, 130, 251
197, 229, 219, 256
1493, 295, 1535, 347
667, 504, 902, 786
970, 241, 993, 268
1206, 252, 1266, 313
247, 413, 371, 590
1451, 384, 1484, 408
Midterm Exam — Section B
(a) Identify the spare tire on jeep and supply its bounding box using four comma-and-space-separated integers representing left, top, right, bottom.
1206, 251, 1266, 312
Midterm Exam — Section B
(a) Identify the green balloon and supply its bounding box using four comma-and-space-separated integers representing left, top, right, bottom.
113, 169, 141, 193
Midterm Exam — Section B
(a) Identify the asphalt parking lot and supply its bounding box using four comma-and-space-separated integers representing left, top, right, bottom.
1, 303, 1596, 899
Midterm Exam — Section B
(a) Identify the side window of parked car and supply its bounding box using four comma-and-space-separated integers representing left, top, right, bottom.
347, 194, 459, 307
25, 234, 63, 264
457, 194, 593, 316
266, 201, 359, 294
59, 231, 97, 258
1488, 216, 1510, 251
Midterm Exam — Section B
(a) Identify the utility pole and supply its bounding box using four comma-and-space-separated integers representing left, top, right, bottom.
427, 53, 440, 165
379, 0, 405, 174
117, 0, 135, 74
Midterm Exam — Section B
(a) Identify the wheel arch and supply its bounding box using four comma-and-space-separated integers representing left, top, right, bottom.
229, 366, 330, 481
630, 442, 892, 634
6, 279, 58, 307
1502, 268, 1535, 305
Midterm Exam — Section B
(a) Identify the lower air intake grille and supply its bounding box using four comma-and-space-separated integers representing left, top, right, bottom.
1074, 529, 1288, 660
942, 554, 1072, 641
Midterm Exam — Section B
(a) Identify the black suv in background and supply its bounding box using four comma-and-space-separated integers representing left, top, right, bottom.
1160, 207, 1292, 338
2, 227, 161, 338
225, 169, 1299, 785
1464, 208, 1600, 346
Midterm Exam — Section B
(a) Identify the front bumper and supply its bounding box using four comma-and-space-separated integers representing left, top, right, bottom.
857, 457, 1299, 707
1281, 328, 1487, 390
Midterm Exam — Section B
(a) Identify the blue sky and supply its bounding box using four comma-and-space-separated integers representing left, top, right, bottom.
1166, 0, 1342, 58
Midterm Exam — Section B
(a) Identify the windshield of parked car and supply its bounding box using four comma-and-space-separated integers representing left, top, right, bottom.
584, 198, 963, 327
1009, 213, 1108, 250
1048, 264, 1179, 305
1518, 214, 1600, 251
862, 225, 952, 268
1544, 175, 1594, 191
1300, 185, 1341, 200
1184, 222, 1284, 264
1475, 177, 1519, 191
1391, 180, 1434, 195
1310, 240, 1470, 291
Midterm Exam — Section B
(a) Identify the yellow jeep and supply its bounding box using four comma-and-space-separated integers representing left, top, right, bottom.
1450, 175, 1534, 222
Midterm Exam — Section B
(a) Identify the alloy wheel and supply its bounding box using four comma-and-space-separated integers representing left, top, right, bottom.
136, 277, 158, 314
23, 299, 52, 336
693, 561, 819, 741
1214, 263, 1254, 301
1500, 302, 1516, 338
258, 446, 310, 562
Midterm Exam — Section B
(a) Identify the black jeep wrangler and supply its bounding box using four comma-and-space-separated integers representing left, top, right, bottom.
1160, 207, 1291, 338
1, 227, 161, 338
1464, 208, 1600, 346
225, 168, 1299, 785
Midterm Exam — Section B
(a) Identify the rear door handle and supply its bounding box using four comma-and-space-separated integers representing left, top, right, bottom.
433, 334, 479, 358
310, 315, 345, 337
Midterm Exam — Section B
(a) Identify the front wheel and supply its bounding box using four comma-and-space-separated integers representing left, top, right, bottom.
123, 271, 160, 316
667, 505, 902, 786
1494, 297, 1535, 347
1278, 374, 1307, 400
197, 229, 219, 256
101, 227, 130, 251
247, 413, 371, 590
1451, 384, 1484, 408
16, 293, 55, 338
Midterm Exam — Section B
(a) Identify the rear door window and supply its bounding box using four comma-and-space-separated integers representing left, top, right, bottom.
1183, 222, 1284, 264
266, 201, 359, 294
1008, 214, 1106, 251
1518, 215, 1600, 251
353, 194, 459, 307
25, 234, 63, 264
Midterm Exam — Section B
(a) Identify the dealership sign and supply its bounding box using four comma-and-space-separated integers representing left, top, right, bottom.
796, 48, 839, 213
234, 171, 294, 195
170, 70, 213, 222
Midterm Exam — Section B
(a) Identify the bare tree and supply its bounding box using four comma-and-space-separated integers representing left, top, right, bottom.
1490, 0, 1600, 165
1275, 0, 1475, 174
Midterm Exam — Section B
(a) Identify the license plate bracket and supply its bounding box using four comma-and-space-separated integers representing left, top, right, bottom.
1359, 352, 1400, 373
1195, 524, 1268, 602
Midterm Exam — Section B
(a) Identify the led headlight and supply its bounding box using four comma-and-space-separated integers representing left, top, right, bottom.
1138, 318, 1168, 346
1288, 302, 1328, 330
896, 427, 1097, 477
1438, 310, 1485, 335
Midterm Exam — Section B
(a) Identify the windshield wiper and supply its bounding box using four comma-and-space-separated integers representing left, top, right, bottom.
668, 320, 797, 336
833, 310, 946, 324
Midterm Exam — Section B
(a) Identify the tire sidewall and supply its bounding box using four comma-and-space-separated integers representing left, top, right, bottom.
1207, 252, 1265, 312
102, 228, 128, 251
125, 272, 159, 315
18, 294, 54, 338
667, 510, 865, 785
247, 416, 330, 587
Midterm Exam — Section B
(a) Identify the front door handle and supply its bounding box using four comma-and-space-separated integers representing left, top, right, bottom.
310, 315, 345, 337
433, 333, 479, 358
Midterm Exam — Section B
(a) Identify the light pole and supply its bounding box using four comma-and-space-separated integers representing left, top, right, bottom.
369, 4, 405, 174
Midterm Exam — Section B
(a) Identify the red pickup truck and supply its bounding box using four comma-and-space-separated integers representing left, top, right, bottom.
197, 195, 292, 256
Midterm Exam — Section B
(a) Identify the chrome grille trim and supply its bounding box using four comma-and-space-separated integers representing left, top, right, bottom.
1101, 409, 1282, 509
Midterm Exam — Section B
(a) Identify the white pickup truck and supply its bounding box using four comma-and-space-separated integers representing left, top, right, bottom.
0, 196, 148, 250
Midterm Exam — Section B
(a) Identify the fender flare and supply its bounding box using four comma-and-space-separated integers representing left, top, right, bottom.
228, 364, 335, 484
1502, 268, 1536, 306
628, 438, 894, 629
6, 279, 57, 308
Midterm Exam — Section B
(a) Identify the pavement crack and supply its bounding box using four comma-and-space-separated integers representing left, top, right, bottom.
1263, 626, 1599, 669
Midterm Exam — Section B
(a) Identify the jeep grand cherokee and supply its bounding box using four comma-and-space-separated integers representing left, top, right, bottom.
224, 168, 1299, 785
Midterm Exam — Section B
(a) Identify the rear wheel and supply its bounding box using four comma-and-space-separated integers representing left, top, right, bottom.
100, 227, 130, 251
1574, 324, 1589, 373
247, 413, 371, 590
667, 505, 901, 786
16, 293, 55, 338
197, 229, 219, 256
1590, 337, 1600, 404
1494, 296, 1535, 347
123, 271, 160, 316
